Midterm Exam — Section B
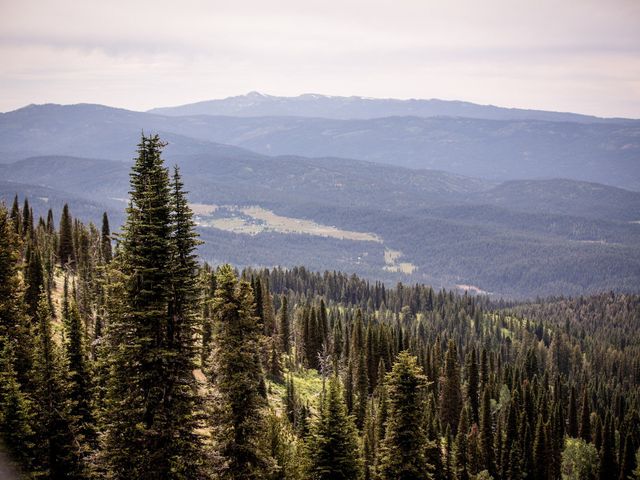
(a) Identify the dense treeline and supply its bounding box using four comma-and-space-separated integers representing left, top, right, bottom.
1, 134, 639, 479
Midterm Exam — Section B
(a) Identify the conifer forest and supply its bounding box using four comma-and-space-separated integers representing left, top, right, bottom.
1, 134, 640, 480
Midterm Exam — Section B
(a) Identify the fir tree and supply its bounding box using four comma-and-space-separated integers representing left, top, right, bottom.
619, 433, 635, 480
9, 195, 21, 234
454, 406, 470, 480
307, 376, 362, 480
101, 135, 204, 479
377, 351, 434, 480
579, 388, 592, 442
208, 264, 272, 479
101, 211, 112, 263
355, 349, 369, 429
0, 341, 34, 471
31, 293, 77, 478
599, 414, 617, 480
279, 295, 290, 354
0, 205, 33, 384
24, 245, 44, 318
466, 347, 480, 425
58, 203, 74, 266
440, 340, 463, 434
479, 388, 494, 476
568, 386, 579, 438
65, 295, 95, 462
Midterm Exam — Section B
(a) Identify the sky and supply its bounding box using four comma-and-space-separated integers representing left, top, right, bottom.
1, 0, 639, 117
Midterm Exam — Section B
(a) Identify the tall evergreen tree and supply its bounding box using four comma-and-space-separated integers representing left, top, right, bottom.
58, 203, 74, 266
307, 376, 362, 480
0, 341, 34, 471
101, 135, 204, 479
24, 245, 44, 319
65, 294, 95, 466
467, 347, 480, 425
377, 351, 434, 480
101, 212, 112, 263
479, 388, 494, 476
454, 406, 470, 480
599, 414, 617, 480
0, 205, 33, 384
31, 293, 77, 478
579, 388, 592, 442
208, 264, 271, 479
279, 295, 290, 354
568, 386, 579, 438
440, 340, 463, 434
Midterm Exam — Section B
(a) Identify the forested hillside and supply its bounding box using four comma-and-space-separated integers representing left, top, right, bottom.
1, 134, 639, 479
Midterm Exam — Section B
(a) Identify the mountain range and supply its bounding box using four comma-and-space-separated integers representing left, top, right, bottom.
1, 92, 639, 297
149, 91, 635, 124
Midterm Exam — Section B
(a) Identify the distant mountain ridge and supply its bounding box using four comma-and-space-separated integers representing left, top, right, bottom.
2, 103, 639, 190
2, 154, 639, 298
148, 91, 638, 123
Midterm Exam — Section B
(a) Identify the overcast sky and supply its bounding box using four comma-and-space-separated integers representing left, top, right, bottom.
1, 0, 639, 117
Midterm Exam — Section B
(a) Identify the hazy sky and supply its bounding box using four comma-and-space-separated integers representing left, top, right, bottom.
1, 0, 639, 117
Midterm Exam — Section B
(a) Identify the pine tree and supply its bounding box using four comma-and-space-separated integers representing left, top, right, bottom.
568, 386, 579, 438
454, 406, 470, 480
101, 211, 112, 263
599, 414, 617, 480
479, 388, 494, 476
279, 295, 290, 354
65, 295, 95, 461
10, 195, 21, 234
58, 203, 74, 266
377, 351, 434, 480
101, 135, 204, 479
208, 264, 271, 479
0, 341, 34, 471
533, 416, 549, 480
440, 340, 463, 434
467, 347, 479, 425
0, 205, 33, 384
307, 376, 362, 480
24, 245, 44, 318
21, 198, 31, 238
619, 433, 635, 480
31, 293, 77, 478
355, 349, 369, 429
579, 388, 592, 442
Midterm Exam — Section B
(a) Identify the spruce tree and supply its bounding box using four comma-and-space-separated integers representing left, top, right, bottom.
619, 433, 635, 480
101, 211, 112, 263
568, 386, 578, 438
58, 203, 74, 266
440, 340, 463, 434
307, 376, 362, 480
101, 135, 204, 479
208, 264, 271, 479
579, 388, 592, 442
355, 349, 369, 429
0, 205, 33, 384
21, 198, 31, 238
454, 406, 470, 480
466, 347, 479, 425
24, 245, 44, 318
0, 341, 34, 471
279, 295, 290, 354
10, 195, 21, 234
599, 414, 617, 480
31, 293, 76, 478
479, 388, 494, 476
65, 295, 95, 459
377, 351, 434, 480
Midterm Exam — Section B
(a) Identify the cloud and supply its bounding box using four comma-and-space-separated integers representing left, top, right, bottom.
1, 0, 639, 116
